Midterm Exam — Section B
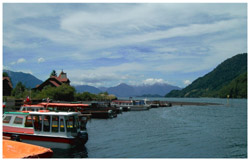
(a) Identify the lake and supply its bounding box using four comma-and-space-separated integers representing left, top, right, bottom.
52, 98, 247, 158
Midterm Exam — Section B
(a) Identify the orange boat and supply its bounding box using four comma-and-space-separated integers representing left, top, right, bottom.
3, 139, 53, 158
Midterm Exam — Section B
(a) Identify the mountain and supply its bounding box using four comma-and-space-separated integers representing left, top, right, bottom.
106, 83, 181, 97
74, 85, 102, 94
107, 83, 137, 97
166, 53, 247, 98
217, 72, 247, 98
3, 70, 43, 88
98, 87, 108, 92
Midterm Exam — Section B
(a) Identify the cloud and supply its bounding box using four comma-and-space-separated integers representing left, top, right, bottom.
183, 80, 192, 86
17, 58, 26, 64
38, 57, 45, 63
3, 4, 247, 88
143, 78, 167, 85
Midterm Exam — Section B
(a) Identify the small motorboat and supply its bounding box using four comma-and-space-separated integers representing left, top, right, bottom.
3, 110, 88, 149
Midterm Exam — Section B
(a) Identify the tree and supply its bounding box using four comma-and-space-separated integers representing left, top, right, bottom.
50, 70, 57, 77
12, 82, 26, 98
75, 92, 96, 101
53, 84, 76, 101
3, 72, 9, 77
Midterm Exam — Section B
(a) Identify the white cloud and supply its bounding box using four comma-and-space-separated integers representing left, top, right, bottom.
38, 57, 45, 63
3, 4, 247, 88
143, 78, 167, 85
183, 80, 192, 86
17, 58, 26, 64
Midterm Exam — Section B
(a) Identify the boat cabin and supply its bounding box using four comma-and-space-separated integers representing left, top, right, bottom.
111, 100, 133, 106
20, 105, 45, 112
3, 111, 81, 137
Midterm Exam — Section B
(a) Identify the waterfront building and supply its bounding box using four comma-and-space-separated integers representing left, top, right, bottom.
3, 77, 13, 96
35, 70, 70, 91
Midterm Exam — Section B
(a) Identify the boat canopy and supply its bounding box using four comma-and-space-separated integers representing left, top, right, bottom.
38, 103, 89, 107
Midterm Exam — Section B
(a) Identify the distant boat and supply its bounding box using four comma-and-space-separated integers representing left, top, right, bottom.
111, 100, 151, 111
3, 110, 88, 149
3, 139, 53, 158
39, 102, 118, 119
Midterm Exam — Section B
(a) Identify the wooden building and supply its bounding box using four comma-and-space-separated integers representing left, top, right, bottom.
3, 77, 13, 96
35, 71, 70, 91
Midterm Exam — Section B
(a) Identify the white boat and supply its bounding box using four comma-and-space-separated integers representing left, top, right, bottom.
3, 110, 88, 149
111, 100, 150, 111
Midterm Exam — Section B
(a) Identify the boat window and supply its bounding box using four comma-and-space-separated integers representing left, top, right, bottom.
52, 116, 59, 132
3, 116, 12, 124
21, 107, 27, 111
25, 116, 33, 127
13, 116, 24, 125
33, 115, 42, 131
66, 116, 78, 135
60, 118, 65, 132
43, 115, 51, 132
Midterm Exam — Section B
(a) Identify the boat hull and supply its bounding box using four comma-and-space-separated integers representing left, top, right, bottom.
3, 131, 88, 149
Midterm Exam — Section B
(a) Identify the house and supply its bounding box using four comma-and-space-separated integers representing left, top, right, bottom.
3, 77, 13, 96
35, 71, 70, 91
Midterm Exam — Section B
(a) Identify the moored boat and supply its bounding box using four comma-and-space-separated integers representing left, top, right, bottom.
3, 110, 88, 149
39, 102, 117, 119
111, 99, 150, 111
3, 139, 53, 158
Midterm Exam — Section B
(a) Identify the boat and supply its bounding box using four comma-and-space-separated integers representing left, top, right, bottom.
3, 110, 88, 149
20, 104, 46, 112
111, 99, 150, 111
3, 139, 53, 158
149, 100, 172, 107
39, 102, 117, 119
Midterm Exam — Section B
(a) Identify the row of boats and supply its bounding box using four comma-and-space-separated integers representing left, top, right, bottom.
2, 99, 171, 158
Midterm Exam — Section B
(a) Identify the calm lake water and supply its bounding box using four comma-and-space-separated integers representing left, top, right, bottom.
53, 98, 247, 158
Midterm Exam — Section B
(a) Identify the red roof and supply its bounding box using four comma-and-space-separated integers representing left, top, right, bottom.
39, 102, 89, 107
112, 100, 132, 103
49, 80, 61, 87
22, 104, 45, 108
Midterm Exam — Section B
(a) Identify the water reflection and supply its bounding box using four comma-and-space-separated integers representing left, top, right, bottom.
52, 144, 88, 158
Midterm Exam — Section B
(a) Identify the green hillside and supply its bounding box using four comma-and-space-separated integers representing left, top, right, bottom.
166, 53, 247, 98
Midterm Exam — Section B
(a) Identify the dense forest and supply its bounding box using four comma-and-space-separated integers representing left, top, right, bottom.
166, 53, 247, 98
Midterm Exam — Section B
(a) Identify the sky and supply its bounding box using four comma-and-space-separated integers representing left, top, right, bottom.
2, 3, 247, 88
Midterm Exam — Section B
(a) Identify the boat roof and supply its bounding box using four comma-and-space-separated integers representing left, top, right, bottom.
38, 102, 89, 107
29, 111, 80, 116
4, 111, 80, 116
112, 100, 132, 103
21, 104, 45, 108
4, 112, 30, 115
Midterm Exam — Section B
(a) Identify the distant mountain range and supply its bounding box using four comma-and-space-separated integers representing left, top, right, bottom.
5, 53, 246, 98
74, 85, 102, 94
102, 83, 181, 97
74, 83, 181, 97
166, 53, 247, 98
3, 69, 181, 97
3, 70, 43, 88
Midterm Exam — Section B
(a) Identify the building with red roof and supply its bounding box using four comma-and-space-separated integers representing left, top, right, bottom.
35, 70, 70, 91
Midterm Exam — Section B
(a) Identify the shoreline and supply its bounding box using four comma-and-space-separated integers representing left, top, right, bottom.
147, 100, 222, 106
